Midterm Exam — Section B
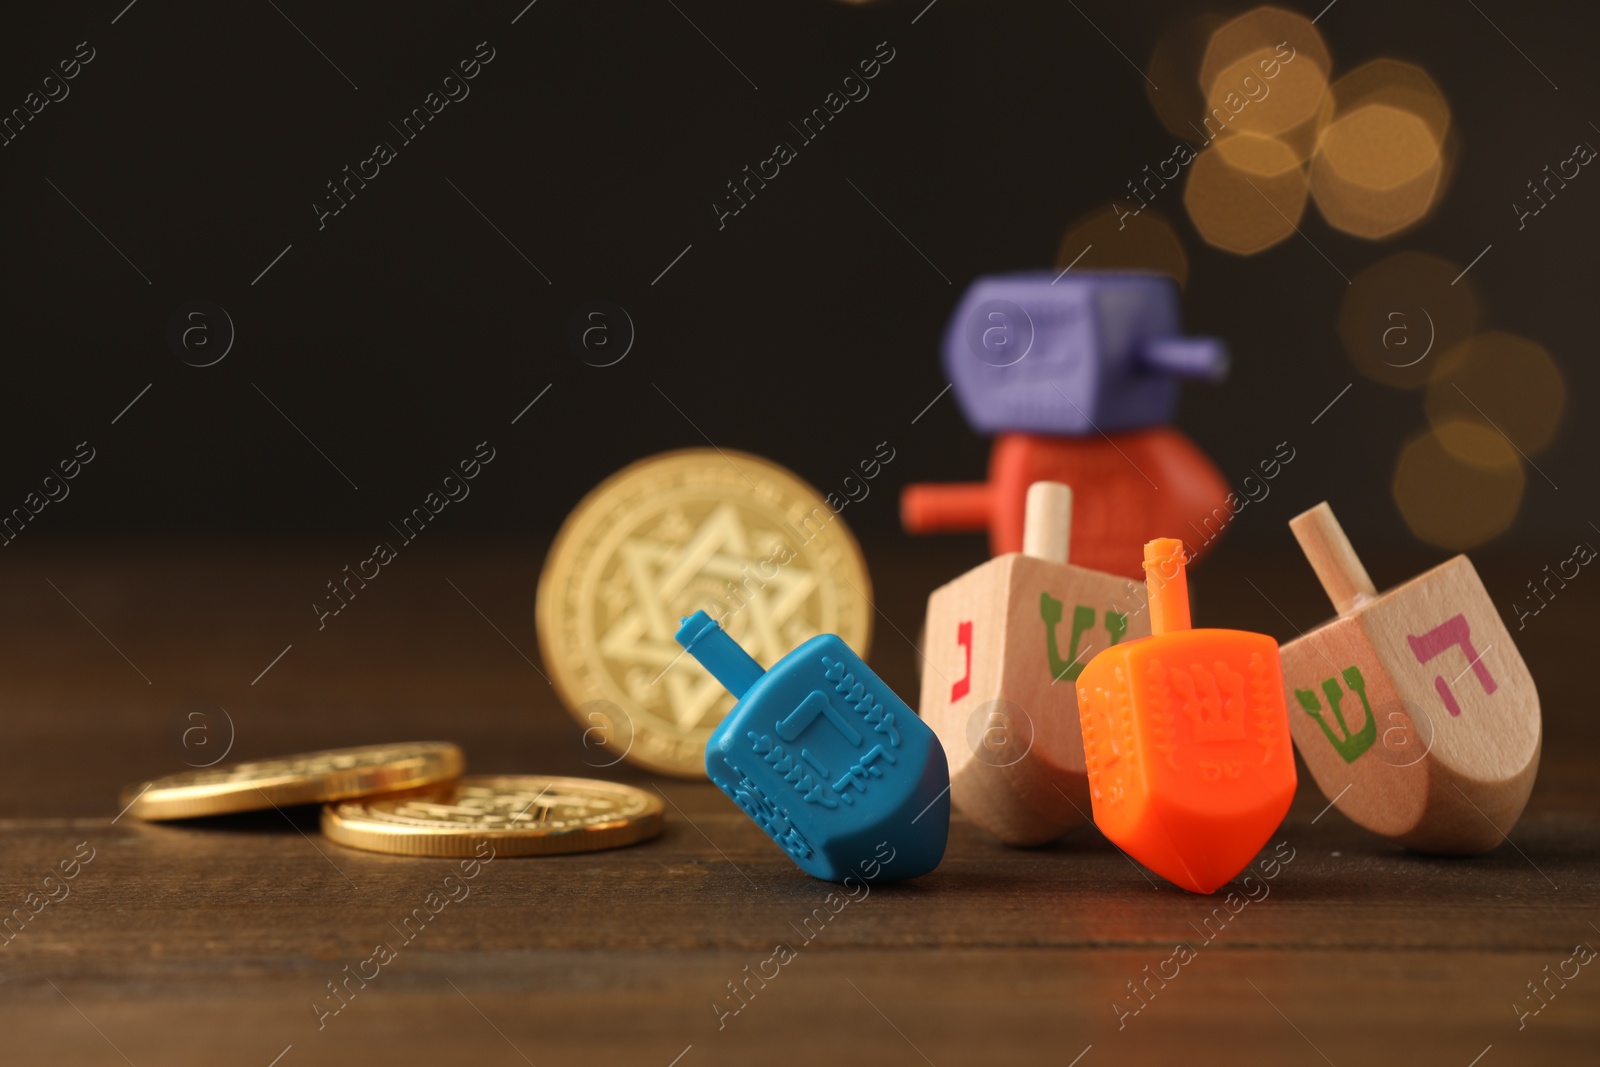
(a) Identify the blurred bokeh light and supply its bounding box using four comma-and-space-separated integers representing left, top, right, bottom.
1310, 104, 1444, 238
1425, 331, 1566, 457
1146, 14, 1228, 140
1155, 7, 1454, 251
1333, 58, 1452, 147
1201, 8, 1332, 163
1199, 7, 1332, 91
1339, 251, 1480, 389
1309, 61, 1452, 238
1393, 420, 1525, 550
1184, 143, 1308, 253
1055, 206, 1190, 286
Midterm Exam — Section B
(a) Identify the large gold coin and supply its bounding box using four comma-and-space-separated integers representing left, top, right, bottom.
320, 774, 664, 857
537, 449, 873, 777
119, 742, 464, 821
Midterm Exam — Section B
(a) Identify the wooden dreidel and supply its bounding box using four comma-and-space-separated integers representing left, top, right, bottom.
1076, 539, 1297, 893
920, 481, 1150, 845
676, 610, 950, 882
1280, 503, 1541, 854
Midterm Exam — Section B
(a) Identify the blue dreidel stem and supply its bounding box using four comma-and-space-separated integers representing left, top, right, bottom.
675, 610, 764, 698
1139, 336, 1230, 382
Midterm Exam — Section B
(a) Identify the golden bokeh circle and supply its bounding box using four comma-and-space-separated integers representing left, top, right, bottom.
1393, 421, 1524, 550
1184, 144, 1308, 254
1311, 103, 1443, 238
1054, 206, 1189, 286
1338, 251, 1480, 389
1205, 49, 1331, 163
1215, 130, 1305, 177
1146, 14, 1229, 140
1425, 331, 1566, 457
1200, 7, 1332, 90
1332, 58, 1451, 147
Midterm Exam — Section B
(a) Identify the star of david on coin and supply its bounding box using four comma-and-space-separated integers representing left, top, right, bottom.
537, 450, 873, 777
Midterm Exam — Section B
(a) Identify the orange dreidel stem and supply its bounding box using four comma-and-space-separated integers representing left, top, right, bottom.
900, 482, 993, 534
1143, 537, 1191, 635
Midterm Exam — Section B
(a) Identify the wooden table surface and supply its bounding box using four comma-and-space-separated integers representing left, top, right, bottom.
2, 538, 1595, 1066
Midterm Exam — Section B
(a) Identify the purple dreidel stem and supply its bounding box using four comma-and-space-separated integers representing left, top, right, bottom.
1139, 337, 1229, 381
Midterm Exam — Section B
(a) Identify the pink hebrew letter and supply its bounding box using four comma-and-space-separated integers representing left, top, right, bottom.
1406, 613, 1498, 717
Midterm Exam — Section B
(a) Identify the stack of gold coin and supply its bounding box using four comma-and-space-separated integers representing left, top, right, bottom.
119, 743, 664, 858
538, 448, 874, 778
120, 742, 465, 821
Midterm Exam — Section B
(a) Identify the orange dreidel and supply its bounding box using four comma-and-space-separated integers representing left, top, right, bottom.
920, 481, 1151, 845
901, 430, 1234, 580
1075, 539, 1297, 893
1280, 502, 1541, 854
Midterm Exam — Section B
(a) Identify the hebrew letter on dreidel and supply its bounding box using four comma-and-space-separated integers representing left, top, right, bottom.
1295, 666, 1377, 764
778, 691, 863, 747
1041, 592, 1128, 683
951, 621, 973, 702
1407, 614, 1498, 717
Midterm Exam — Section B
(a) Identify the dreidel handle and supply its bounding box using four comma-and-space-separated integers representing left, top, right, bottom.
1022, 481, 1072, 564
1138, 336, 1230, 382
1144, 538, 1191, 635
1289, 502, 1377, 616
676, 611, 765, 698
900, 483, 993, 533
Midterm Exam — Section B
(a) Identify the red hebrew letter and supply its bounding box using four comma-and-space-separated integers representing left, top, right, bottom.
951, 621, 973, 702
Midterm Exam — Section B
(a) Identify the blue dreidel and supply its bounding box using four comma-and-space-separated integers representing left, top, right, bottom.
676, 610, 950, 882
943, 272, 1228, 436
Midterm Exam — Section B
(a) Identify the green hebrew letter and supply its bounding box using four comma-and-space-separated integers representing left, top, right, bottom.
1294, 666, 1377, 764
1041, 593, 1126, 683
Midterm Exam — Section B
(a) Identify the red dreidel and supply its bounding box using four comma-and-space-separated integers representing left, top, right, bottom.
1075, 538, 1296, 893
1280, 502, 1541, 853
920, 481, 1150, 844
902, 430, 1232, 580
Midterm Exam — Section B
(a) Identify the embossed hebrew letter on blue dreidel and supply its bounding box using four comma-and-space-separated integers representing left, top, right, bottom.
943, 272, 1229, 436
675, 610, 950, 882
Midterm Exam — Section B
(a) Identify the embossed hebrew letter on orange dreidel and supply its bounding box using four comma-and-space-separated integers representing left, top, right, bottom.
920, 482, 1149, 846
1279, 502, 1541, 854
1075, 539, 1296, 894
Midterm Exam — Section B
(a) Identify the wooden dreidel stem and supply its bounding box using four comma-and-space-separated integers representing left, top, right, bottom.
1075, 538, 1297, 893
1290, 503, 1377, 615
919, 480, 1151, 846
1280, 502, 1541, 854
1022, 480, 1070, 564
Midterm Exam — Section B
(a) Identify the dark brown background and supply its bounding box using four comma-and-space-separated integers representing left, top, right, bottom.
1, 1, 1596, 1064
0, 0, 1592, 548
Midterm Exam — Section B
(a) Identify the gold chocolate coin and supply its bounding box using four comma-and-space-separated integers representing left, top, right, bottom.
119, 742, 464, 821
537, 449, 873, 777
320, 774, 664, 857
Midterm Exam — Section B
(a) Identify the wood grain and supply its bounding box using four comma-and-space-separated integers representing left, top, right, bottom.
1282, 504, 1542, 853
0, 539, 1594, 1066
919, 498, 1150, 846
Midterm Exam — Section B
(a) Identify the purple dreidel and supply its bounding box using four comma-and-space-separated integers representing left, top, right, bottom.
943, 272, 1228, 436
